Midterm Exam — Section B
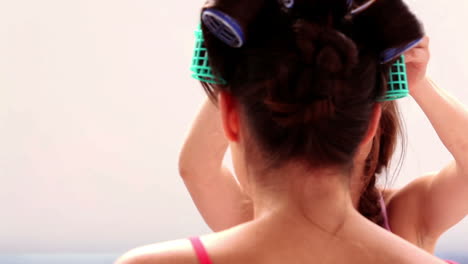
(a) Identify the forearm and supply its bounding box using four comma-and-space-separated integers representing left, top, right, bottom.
411, 77, 468, 172
179, 100, 253, 230
179, 99, 229, 179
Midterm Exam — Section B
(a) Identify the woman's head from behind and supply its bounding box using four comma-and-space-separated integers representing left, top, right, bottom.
200, 0, 422, 199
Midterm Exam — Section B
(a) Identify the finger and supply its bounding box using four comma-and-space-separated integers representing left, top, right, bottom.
419, 36, 430, 48
404, 49, 416, 62
405, 49, 429, 63
402, 36, 429, 62
405, 50, 428, 63
410, 36, 429, 52
404, 48, 417, 62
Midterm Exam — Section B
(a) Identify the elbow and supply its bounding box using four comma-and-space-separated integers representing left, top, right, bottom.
178, 149, 221, 181
178, 164, 192, 181
178, 149, 211, 181
178, 147, 191, 180
178, 154, 193, 180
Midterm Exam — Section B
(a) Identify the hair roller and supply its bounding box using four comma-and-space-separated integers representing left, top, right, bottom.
380, 38, 423, 64
280, 0, 294, 9
350, 0, 376, 15
350, 0, 424, 63
201, 0, 267, 48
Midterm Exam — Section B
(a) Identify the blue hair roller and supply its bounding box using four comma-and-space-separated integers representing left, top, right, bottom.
202, 8, 246, 48
201, 0, 268, 48
381, 38, 423, 64
349, 0, 376, 15
281, 0, 294, 9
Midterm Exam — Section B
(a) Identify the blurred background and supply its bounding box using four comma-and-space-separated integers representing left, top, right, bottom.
0, 0, 467, 263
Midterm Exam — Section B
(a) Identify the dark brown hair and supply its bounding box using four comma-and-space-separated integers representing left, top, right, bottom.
200, 0, 422, 223
358, 101, 402, 224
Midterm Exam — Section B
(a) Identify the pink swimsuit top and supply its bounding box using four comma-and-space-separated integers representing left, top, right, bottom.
189, 194, 458, 264
189, 237, 212, 264
379, 194, 392, 231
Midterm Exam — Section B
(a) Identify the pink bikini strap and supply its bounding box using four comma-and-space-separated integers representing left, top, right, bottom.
379, 192, 392, 231
189, 237, 213, 264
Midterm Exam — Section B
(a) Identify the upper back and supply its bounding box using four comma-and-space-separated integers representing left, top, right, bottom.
196, 219, 444, 264
116, 216, 445, 264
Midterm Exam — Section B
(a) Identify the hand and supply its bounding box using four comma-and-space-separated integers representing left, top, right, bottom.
404, 36, 431, 94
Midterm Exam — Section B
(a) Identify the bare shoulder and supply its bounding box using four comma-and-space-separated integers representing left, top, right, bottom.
114, 223, 254, 264
114, 239, 198, 264
378, 172, 436, 206
385, 173, 436, 208
378, 187, 399, 204
380, 174, 437, 246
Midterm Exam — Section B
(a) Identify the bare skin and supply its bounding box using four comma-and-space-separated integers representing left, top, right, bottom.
178, 37, 468, 254
116, 90, 445, 264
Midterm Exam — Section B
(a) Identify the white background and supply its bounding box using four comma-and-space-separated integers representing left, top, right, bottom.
0, 0, 467, 255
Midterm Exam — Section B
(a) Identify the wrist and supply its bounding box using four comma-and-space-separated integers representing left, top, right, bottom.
409, 76, 431, 98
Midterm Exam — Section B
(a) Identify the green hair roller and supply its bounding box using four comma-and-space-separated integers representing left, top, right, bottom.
190, 27, 409, 101
190, 26, 227, 85
377, 55, 409, 101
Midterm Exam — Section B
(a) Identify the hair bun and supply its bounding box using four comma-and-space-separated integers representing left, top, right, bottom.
262, 20, 359, 127
293, 20, 358, 77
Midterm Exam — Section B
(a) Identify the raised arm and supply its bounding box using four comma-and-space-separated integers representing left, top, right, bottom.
387, 37, 468, 250
411, 78, 468, 236
179, 99, 253, 231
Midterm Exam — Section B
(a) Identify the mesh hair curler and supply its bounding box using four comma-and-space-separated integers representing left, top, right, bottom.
190, 25, 227, 85
377, 55, 409, 101
191, 22, 417, 102
201, 0, 266, 48
191, 26, 414, 101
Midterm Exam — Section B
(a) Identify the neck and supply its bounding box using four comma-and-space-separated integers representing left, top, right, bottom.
251, 164, 356, 234
349, 161, 366, 208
